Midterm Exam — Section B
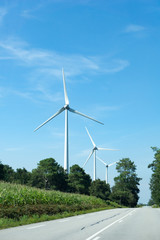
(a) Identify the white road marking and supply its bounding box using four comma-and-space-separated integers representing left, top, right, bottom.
27, 224, 46, 230
118, 220, 123, 223
86, 209, 137, 240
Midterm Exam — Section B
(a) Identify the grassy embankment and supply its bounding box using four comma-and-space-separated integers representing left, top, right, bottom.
0, 181, 121, 229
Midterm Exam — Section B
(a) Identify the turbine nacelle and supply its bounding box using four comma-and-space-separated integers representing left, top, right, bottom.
93, 146, 98, 151
64, 104, 69, 110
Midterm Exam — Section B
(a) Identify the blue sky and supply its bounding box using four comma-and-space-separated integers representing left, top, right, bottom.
0, 0, 160, 204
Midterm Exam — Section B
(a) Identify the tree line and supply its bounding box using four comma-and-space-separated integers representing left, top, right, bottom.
148, 147, 160, 206
0, 157, 141, 207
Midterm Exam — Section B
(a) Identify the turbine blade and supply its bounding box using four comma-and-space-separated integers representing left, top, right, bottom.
34, 107, 65, 132
62, 68, 69, 105
69, 107, 104, 125
83, 150, 94, 167
85, 127, 96, 147
98, 147, 120, 151
97, 156, 107, 166
108, 161, 117, 167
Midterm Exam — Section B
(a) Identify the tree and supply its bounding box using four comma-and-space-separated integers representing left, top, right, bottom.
148, 198, 155, 206
0, 161, 4, 180
30, 168, 46, 189
3, 164, 15, 182
15, 168, 31, 185
111, 158, 141, 207
148, 147, 160, 205
89, 179, 111, 200
30, 158, 68, 191
68, 164, 91, 195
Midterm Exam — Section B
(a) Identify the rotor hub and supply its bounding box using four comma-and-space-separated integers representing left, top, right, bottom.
94, 146, 98, 150
64, 104, 69, 110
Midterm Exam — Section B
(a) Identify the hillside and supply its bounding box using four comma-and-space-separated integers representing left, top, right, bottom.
0, 181, 121, 229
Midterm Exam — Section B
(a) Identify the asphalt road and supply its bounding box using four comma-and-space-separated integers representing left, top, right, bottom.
0, 207, 160, 240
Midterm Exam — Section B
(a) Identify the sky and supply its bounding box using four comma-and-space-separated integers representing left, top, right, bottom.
0, 0, 160, 204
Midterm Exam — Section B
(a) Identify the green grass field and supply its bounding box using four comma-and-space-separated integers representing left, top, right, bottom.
0, 181, 121, 229
0, 181, 106, 206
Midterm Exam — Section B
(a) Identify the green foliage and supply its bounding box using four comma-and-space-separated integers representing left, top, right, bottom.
89, 179, 111, 201
0, 162, 4, 180
68, 164, 91, 194
148, 147, 160, 205
0, 181, 123, 229
105, 200, 123, 208
0, 181, 114, 227
0, 181, 106, 207
0, 203, 100, 219
15, 168, 31, 185
30, 158, 68, 191
111, 158, 141, 207
147, 198, 155, 206
3, 164, 15, 182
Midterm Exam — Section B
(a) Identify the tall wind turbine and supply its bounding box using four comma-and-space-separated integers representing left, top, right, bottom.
34, 69, 103, 174
83, 127, 119, 181
97, 156, 118, 184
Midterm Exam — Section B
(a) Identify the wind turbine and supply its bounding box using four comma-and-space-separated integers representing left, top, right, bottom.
34, 68, 103, 174
83, 127, 119, 181
97, 156, 118, 184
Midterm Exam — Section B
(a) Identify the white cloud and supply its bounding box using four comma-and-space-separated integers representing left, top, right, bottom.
0, 38, 129, 103
36, 85, 63, 102
104, 59, 129, 73
21, 2, 45, 19
0, 38, 129, 76
0, 85, 63, 104
21, 9, 36, 19
125, 24, 145, 33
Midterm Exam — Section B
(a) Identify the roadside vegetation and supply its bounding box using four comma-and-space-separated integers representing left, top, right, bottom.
148, 147, 160, 207
0, 181, 120, 229
0, 157, 142, 228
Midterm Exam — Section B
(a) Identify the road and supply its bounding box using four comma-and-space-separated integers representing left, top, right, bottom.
0, 207, 160, 240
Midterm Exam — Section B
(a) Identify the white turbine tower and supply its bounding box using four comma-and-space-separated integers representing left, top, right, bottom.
34, 69, 103, 174
97, 156, 118, 184
83, 127, 119, 181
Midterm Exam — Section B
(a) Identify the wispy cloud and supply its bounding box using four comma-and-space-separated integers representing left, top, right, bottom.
21, 2, 45, 19
0, 38, 129, 76
0, 38, 129, 103
0, 7, 7, 25
0, 85, 63, 104
36, 85, 63, 102
125, 24, 145, 33
21, 9, 36, 19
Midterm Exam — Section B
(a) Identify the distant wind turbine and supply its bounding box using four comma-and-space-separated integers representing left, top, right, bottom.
34, 68, 103, 174
97, 156, 118, 184
83, 127, 119, 181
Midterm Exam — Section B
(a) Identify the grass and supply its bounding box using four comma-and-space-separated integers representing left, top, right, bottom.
0, 181, 122, 229
152, 204, 160, 208
0, 207, 113, 229
0, 181, 105, 206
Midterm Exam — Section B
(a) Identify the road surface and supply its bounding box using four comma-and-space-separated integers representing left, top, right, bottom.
0, 207, 160, 240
